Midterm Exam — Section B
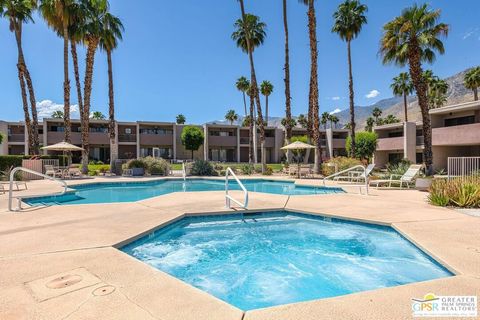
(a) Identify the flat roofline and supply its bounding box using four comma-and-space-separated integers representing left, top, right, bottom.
429, 100, 480, 115
374, 121, 423, 131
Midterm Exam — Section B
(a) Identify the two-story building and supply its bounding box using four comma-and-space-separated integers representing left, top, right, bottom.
374, 100, 480, 170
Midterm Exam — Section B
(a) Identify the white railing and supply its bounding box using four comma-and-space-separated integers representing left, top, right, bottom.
182, 162, 186, 181
8, 167, 68, 212
322, 164, 369, 195
225, 167, 248, 209
448, 157, 480, 180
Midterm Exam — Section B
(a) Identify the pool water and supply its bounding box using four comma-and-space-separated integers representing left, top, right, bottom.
23, 179, 343, 206
122, 211, 452, 310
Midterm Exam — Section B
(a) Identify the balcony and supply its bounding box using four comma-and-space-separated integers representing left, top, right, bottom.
376, 137, 404, 151
332, 138, 346, 149
118, 133, 137, 143
47, 132, 82, 144
209, 136, 237, 147
239, 137, 249, 145
432, 123, 480, 146
89, 132, 110, 145
139, 133, 173, 145
8, 134, 25, 143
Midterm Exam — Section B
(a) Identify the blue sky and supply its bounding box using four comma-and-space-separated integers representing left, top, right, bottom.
1, 0, 479, 123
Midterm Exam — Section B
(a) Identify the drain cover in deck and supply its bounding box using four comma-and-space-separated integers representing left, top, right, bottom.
26, 267, 102, 302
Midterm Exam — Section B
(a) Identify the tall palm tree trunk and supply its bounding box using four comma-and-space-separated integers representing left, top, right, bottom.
63, 25, 71, 143
13, 22, 38, 155
71, 42, 84, 119
347, 40, 355, 157
265, 95, 268, 126
283, 0, 293, 163
81, 39, 99, 174
307, 0, 321, 174
403, 92, 408, 122
248, 93, 254, 163
242, 92, 248, 118
408, 45, 432, 175
474, 88, 478, 101
238, 0, 266, 172
107, 50, 117, 169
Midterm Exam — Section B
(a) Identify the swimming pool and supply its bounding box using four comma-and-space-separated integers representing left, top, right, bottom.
23, 179, 344, 206
122, 211, 452, 310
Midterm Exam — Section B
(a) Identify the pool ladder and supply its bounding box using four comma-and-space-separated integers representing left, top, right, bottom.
8, 167, 68, 212
225, 167, 248, 209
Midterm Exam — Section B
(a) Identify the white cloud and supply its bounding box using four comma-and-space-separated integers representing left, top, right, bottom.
329, 108, 342, 115
36, 100, 79, 119
462, 28, 479, 40
331, 96, 341, 101
365, 90, 380, 99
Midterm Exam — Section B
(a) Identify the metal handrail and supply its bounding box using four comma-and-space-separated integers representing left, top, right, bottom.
323, 164, 369, 195
8, 167, 68, 212
182, 162, 186, 181
225, 167, 248, 209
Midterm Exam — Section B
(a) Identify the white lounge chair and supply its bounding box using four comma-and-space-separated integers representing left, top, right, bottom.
45, 165, 63, 178
334, 164, 375, 182
370, 164, 422, 189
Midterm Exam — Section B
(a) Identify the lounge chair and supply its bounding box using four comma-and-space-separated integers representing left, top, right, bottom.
370, 164, 422, 189
299, 165, 313, 178
45, 165, 63, 178
334, 164, 375, 182
65, 167, 82, 179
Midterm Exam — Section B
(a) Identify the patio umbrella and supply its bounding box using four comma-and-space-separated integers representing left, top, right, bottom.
281, 141, 316, 178
41, 141, 84, 166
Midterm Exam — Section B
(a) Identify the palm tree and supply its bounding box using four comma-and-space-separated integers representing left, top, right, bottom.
384, 114, 400, 124
235, 76, 250, 118
52, 110, 64, 119
321, 112, 329, 129
282, 0, 293, 161
225, 109, 239, 125
39, 0, 78, 143
68, 2, 85, 124
332, 0, 368, 158
296, 114, 308, 128
424, 71, 448, 109
99, 11, 123, 169
464, 67, 480, 101
390, 72, 413, 121
176, 114, 186, 124
365, 116, 374, 131
79, 0, 109, 174
260, 80, 273, 126
232, 8, 266, 171
329, 114, 339, 128
299, 0, 321, 173
372, 107, 382, 124
0, 0, 40, 155
90, 111, 105, 120
380, 3, 448, 175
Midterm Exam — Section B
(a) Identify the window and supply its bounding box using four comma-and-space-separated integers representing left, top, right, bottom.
210, 130, 234, 137
125, 128, 132, 134
444, 116, 475, 127
388, 131, 403, 138
139, 128, 173, 135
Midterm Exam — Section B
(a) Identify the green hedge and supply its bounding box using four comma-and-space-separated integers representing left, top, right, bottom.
0, 155, 68, 171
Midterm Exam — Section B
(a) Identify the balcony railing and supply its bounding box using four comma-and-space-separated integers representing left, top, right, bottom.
8, 134, 25, 142
239, 137, 249, 145
376, 136, 404, 151
118, 134, 137, 143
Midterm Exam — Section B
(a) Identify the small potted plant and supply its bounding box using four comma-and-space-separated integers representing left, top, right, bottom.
126, 159, 146, 176
415, 172, 433, 191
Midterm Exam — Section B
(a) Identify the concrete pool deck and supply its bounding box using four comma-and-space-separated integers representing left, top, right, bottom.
0, 176, 479, 319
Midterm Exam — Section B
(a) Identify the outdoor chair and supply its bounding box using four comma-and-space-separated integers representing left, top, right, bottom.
334, 164, 376, 183
45, 165, 63, 178
370, 164, 422, 189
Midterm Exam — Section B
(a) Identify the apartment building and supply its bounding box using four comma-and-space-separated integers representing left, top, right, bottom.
0, 118, 349, 163
374, 100, 480, 170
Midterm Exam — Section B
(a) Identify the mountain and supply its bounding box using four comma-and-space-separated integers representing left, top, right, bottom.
209, 67, 476, 129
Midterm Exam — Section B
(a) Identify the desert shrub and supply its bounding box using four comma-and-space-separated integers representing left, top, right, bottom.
190, 160, 216, 176
428, 177, 480, 208
386, 159, 412, 176
321, 157, 362, 176
143, 157, 170, 176
262, 166, 273, 176
240, 163, 254, 175
126, 158, 147, 169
